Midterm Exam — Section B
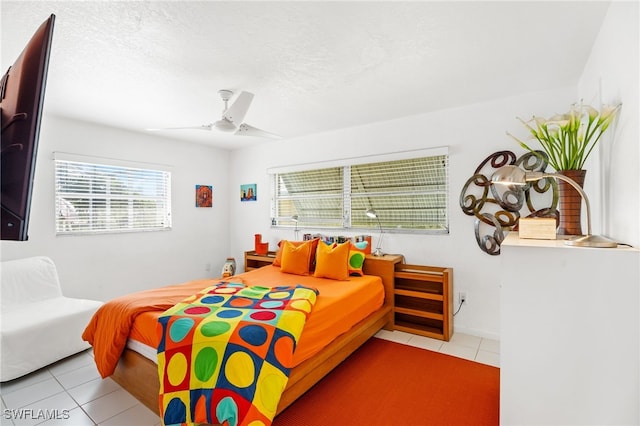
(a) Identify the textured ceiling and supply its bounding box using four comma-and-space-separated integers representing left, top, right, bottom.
2, 1, 610, 150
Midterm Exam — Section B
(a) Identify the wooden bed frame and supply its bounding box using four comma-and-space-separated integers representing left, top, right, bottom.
110, 255, 399, 417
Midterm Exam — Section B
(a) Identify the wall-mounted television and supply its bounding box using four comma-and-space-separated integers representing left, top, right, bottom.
1, 14, 55, 241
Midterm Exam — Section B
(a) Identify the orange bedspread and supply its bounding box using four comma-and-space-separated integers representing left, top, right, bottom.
82, 279, 218, 377
83, 267, 384, 378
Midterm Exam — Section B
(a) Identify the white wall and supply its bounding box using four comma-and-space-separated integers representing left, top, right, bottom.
228, 3, 639, 340
228, 87, 579, 339
0, 116, 231, 301
577, 2, 640, 419
578, 1, 639, 248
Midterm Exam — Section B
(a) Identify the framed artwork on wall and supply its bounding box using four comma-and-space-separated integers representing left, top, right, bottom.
241, 184, 257, 202
195, 185, 213, 207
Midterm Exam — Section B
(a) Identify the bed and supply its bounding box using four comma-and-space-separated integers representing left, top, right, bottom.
83, 248, 398, 424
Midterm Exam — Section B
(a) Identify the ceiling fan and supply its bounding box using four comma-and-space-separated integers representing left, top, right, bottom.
149, 90, 281, 139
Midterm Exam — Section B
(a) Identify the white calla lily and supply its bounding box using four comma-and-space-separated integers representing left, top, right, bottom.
509, 101, 621, 171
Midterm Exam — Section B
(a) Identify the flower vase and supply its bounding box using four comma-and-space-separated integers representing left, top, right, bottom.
557, 169, 587, 236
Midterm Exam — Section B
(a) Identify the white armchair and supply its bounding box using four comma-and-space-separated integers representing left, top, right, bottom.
0, 256, 103, 381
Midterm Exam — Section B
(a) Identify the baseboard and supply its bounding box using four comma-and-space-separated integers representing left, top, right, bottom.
454, 325, 500, 341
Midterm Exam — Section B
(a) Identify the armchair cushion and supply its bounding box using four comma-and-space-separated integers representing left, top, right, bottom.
0, 256, 103, 381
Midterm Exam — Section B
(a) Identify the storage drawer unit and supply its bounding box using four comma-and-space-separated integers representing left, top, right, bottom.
393, 264, 453, 341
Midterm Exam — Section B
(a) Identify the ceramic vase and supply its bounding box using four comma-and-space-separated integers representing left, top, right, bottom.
556, 169, 587, 236
254, 234, 269, 255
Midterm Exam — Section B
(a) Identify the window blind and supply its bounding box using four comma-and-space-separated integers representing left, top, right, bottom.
273, 167, 344, 227
271, 151, 449, 233
55, 159, 171, 234
351, 155, 448, 230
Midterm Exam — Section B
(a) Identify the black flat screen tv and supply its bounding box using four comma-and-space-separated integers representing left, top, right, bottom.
1, 14, 55, 241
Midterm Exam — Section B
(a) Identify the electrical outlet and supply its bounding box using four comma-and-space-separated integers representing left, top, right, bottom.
458, 291, 467, 305
205, 262, 212, 272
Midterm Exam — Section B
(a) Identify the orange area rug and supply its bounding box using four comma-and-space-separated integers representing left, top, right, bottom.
275, 337, 499, 426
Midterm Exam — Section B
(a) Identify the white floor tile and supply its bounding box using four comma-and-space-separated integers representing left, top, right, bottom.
374, 329, 412, 344
12, 391, 78, 426
405, 334, 443, 352
98, 403, 158, 426
39, 407, 95, 426
475, 350, 500, 368
67, 378, 120, 406
2, 379, 64, 410
376, 331, 499, 365
81, 388, 138, 424
54, 365, 101, 390
479, 337, 500, 354
47, 351, 94, 377
374, 329, 395, 340
0, 415, 14, 426
438, 342, 478, 361
0, 370, 54, 396
448, 333, 482, 350
0, 398, 10, 426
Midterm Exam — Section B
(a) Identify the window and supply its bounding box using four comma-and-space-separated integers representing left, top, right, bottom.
54, 154, 171, 235
270, 148, 448, 233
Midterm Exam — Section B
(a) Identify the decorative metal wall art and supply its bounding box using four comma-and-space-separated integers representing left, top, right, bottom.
459, 150, 558, 255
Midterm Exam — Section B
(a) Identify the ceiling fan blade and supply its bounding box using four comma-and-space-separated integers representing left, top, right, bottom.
146, 124, 213, 131
235, 123, 281, 139
223, 91, 254, 126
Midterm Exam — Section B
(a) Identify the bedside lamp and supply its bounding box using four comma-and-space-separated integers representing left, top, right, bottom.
366, 208, 384, 256
491, 165, 617, 248
292, 215, 299, 240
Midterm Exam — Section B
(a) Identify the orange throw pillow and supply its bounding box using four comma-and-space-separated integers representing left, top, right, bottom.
273, 239, 320, 269
280, 240, 313, 275
272, 240, 287, 266
314, 241, 350, 280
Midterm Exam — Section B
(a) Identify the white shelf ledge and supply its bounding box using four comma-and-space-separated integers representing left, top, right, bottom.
502, 232, 638, 251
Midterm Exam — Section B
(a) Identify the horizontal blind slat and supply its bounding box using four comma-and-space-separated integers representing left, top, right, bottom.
55, 159, 171, 234
271, 154, 448, 232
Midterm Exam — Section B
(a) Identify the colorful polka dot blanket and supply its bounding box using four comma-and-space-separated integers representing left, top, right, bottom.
156, 281, 319, 426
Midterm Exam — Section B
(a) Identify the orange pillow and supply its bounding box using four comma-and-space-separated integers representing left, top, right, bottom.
280, 240, 313, 275
272, 240, 288, 266
273, 239, 320, 269
314, 241, 350, 280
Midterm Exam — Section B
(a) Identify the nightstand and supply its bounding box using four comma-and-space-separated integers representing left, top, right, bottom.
362, 254, 403, 331
393, 263, 453, 341
244, 250, 277, 271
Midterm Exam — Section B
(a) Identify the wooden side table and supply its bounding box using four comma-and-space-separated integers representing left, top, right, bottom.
362, 254, 403, 331
393, 263, 453, 341
244, 250, 277, 271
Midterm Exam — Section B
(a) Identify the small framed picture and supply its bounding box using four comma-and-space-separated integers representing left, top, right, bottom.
241, 183, 257, 202
195, 185, 213, 207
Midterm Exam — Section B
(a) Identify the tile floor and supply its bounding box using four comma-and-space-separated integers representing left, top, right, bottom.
375, 329, 500, 368
0, 331, 499, 425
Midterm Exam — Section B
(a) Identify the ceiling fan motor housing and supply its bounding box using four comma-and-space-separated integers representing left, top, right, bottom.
214, 118, 237, 132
